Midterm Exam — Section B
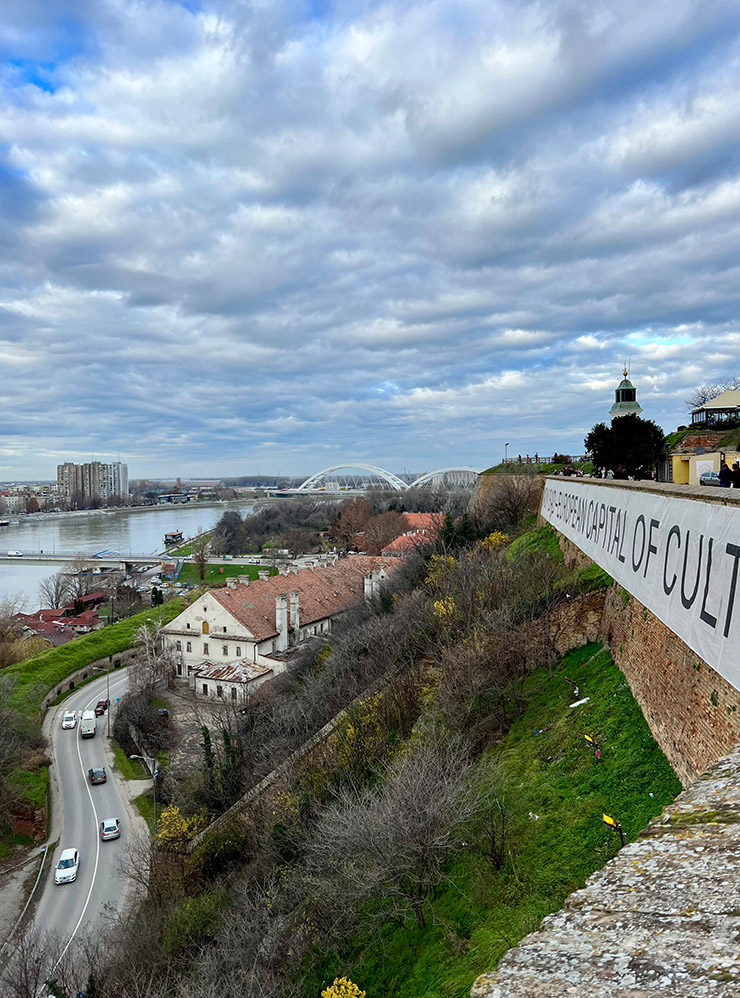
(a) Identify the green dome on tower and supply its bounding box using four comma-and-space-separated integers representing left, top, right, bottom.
609, 367, 643, 419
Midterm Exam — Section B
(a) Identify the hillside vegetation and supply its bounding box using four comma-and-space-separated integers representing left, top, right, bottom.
5, 508, 680, 998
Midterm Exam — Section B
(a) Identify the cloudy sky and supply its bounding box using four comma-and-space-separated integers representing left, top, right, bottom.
2, 0, 740, 481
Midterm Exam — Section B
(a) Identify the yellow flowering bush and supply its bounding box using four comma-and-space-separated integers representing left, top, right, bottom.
424, 553, 455, 590
481, 530, 509, 552
433, 597, 457, 622
156, 805, 208, 849
321, 977, 366, 998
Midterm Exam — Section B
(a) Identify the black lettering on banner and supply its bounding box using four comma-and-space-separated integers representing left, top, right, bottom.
644, 518, 660, 578
663, 524, 680, 596
680, 531, 703, 610
724, 543, 740, 638
598, 503, 606, 544
618, 511, 627, 563
699, 537, 717, 629
607, 506, 616, 551
610, 510, 621, 556
632, 515, 646, 573
586, 500, 595, 539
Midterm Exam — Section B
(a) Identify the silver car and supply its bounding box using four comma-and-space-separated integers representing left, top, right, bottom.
54, 848, 79, 884
699, 471, 720, 486
100, 817, 120, 841
61, 711, 77, 729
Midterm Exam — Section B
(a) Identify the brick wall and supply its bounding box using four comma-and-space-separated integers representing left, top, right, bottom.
546, 523, 740, 786
599, 586, 740, 785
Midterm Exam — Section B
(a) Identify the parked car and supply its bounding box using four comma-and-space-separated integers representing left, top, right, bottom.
699, 471, 720, 486
88, 766, 107, 785
54, 848, 79, 885
100, 817, 120, 841
94, 699, 109, 716
61, 711, 77, 729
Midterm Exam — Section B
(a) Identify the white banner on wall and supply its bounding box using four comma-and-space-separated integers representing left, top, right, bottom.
541, 480, 740, 693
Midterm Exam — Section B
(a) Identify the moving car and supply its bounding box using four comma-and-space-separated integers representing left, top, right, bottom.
61, 711, 77, 729
699, 471, 720, 486
94, 699, 109, 716
80, 710, 96, 738
6, 550, 22, 557
88, 766, 107, 785
54, 848, 79, 885
100, 817, 120, 841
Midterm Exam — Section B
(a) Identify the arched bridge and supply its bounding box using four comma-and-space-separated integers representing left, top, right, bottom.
293, 463, 482, 492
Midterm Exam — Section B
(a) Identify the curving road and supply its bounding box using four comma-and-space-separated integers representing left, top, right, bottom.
37, 670, 140, 961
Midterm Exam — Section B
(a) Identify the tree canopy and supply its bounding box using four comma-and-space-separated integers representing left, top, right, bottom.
685, 376, 740, 413
584, 414, 666, 478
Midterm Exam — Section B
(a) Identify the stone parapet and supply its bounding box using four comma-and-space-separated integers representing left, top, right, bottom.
471, 742, 740, 997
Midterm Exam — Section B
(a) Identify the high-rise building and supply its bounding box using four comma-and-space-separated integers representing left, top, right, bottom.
56, 461, 129, 506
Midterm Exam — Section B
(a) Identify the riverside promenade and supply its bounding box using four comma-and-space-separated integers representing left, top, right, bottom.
472, 743, 740, 997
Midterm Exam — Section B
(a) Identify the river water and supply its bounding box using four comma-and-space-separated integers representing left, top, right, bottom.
0, 501, 256, 611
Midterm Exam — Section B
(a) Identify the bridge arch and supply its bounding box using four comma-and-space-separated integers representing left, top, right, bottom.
411, 467, 482, 489
297, 464, 409, 492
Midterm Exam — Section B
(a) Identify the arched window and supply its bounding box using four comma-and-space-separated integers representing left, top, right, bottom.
202, 621, 210, 634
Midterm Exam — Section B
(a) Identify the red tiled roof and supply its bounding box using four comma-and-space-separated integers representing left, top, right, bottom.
402, 512, 443, 531
210, 557, 395, 641
381, 533, 434, 555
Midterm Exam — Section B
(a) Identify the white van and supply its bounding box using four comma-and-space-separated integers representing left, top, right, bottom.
6, 551, 23, 557
80, 711, 96, 739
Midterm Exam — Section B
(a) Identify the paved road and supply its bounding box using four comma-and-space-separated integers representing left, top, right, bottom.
37, 671, 135, 963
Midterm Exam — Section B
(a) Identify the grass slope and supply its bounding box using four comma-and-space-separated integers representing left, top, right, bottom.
309, 643, 681, 998
176, 563, 277, 586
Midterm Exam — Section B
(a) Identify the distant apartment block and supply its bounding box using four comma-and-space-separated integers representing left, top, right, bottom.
56, 461, 129, 506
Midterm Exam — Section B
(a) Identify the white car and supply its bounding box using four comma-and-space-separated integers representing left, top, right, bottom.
54, 848, 79, 885
61, 711, 77, 729
100, 817, 120, 841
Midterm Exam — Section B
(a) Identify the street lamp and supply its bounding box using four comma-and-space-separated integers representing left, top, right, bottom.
505, 442, 510, 464
131, 754, 159, 837
92, 666, 111, 737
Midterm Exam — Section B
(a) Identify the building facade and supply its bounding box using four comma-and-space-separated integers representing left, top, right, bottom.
56, 461, 128, 506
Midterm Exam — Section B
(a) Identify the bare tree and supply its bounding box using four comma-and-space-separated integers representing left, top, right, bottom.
474, 473, 543, 533
66, 557, 96, 599
37, 571, 72, 609
130, 622, 177, 693
361, 510, 406, 555
303, 725, 479, 929
192, 538, 209, 582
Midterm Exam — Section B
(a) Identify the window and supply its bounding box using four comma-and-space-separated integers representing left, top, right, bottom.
216, 685, 223, 698
203, 605, 207, 612
202, 684, 208, 695
203, 642, 209, 654
202, 621, 210, 635
186, 622, 191, 629
236, 646, 241, 656
223, 626, 227, 632
186, 641, 192, 652
231, 688, 237, 701
223, 645, 228, 656
176, 640, 181, 651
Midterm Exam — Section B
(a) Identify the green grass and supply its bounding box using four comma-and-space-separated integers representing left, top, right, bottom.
304, 643, 681, 998
134, 789, 163, 833
577, 562, 613, 591
5, 600, 187, 718
507, 523, 563, 563
176, 563, 277, 586
481, 461, 592, 475
8, 766, 49, 810
111, 740, 151, 780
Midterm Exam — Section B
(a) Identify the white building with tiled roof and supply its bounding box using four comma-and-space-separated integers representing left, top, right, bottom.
161, 557, 393, 680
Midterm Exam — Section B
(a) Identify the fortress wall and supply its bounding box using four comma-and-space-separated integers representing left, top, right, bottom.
537, 477, 740, 785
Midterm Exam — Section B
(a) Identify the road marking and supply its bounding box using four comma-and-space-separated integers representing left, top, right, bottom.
53, 673, 128, 969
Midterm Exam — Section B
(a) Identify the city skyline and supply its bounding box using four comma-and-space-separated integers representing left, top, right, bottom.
3, 1, 740, 478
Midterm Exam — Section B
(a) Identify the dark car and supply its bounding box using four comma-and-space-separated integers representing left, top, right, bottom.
94, 699, 109, 716
88, 767, 106, 785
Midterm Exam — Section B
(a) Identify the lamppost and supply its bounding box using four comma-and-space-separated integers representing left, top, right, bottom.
505, 442, 510, 464
92, 665, 111, 737
131, 754, 159, 837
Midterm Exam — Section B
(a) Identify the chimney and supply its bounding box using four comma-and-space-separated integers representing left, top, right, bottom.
371, 568, 381, 598
275, 594, 288, 652
238, 575, 249, 587
258, 570, 270, 581
226, 578, 238, 590
364, 575, 373, 602
289, 591, 300, 641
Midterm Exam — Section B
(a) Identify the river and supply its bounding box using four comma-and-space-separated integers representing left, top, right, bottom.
0, 501, 257, 611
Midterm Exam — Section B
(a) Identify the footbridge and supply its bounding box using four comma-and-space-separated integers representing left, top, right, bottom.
293, 463, 482, 493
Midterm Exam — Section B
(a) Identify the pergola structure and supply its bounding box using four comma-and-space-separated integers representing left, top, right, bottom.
691, 390, 740, 429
